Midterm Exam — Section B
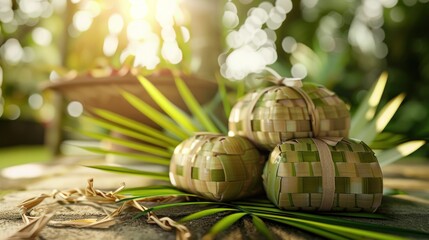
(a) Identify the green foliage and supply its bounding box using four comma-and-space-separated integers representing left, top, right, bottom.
79, 72, 427, 239
204, 212, 248, 239
92, 108, 180, 146
179, 208, 239, 223
137, 75, 199, 133
348, 72, 426, 165
87, 165, 169, 181
124, 185, 428, 240
0, 146, 51, 169
175, 76, 220, 133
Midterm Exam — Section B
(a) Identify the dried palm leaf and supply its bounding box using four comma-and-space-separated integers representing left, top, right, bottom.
10, 179, 190, 240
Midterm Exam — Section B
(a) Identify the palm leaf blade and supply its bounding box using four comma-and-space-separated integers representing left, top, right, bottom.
256, 213, 405, 240
92, 108, 180, 145
87, 165, 169, 181
77, 130, 172, 158
216, 74, 232, 119
251, 215, 274, 240
263, 216, 351, 240
81, 116, 170, 148
132, 201, 221, 219
180, 208, 238, 223
175, 76, 220, 133
377, 140, 426, 166
121, 91, 190, 139
79, 146, 170, 166
204, 212, 248, 240
240, 205, 428, 238
355, 94, 405, 142
350, 72, 388, 137
137, 75, 198, 133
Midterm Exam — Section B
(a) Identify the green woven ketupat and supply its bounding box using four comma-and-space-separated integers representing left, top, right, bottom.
169, 133, 265, 202
262, 138, 383, 212
228, 83, 350, 150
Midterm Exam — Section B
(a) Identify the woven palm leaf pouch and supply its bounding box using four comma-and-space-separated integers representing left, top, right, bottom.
228, 79, 350, 150
169, 133, 265, 202
262, 138, 383, 212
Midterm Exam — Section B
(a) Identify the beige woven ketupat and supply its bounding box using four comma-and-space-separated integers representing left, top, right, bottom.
169, 133, 265, 202
229, 82, 350, 150
262, 138, 383, 212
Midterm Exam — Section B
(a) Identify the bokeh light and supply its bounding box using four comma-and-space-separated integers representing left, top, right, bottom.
28, 94, 44, 110
0, 38, 24, 65
221, 0, 293, 80
32, 27, 53, 46
67, 101, 83, 118
6, 104, 21, 120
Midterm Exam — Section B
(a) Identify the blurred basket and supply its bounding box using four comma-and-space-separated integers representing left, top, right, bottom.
262, 138, 383, 212
43, 69, 218, 128
169, 133, 265, 201
228, 83, 350, 150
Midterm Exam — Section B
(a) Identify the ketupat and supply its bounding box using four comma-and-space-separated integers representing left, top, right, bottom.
262, 138, 383, 212
169, 133, 265, 201
228, 82, 350, 150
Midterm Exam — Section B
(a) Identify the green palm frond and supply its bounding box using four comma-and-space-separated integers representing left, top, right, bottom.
353, 94, 405, 143
81, 116, 171, 148
80, 147, 170, 166
175, 76, 220, 133
121, 186, 427, 240
137, 75, 199, 133
87, 165, 170, 181
350, 72, 388, 136
76, 72, 427, 239
251, 215, 274, 240
77, 73, 225, 181
121, 90, 191, 139
92, 108, 180, 145
204, 212, 248, 239
77, 130, 172, 158
350, 72, 425, 164
376, 140, 426, 167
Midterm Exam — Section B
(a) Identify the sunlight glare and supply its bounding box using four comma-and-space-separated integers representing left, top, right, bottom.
129, 0, 148, 19
32, 27, 52, 46
156, 0, 177, 27
103, 35, 118, 57
73, 10, 93, 32
180, 26, 190, 43
0, 38, 24, 65
108, 13, 124, 35
1, 164, 46, 179
127, 20, 152, 41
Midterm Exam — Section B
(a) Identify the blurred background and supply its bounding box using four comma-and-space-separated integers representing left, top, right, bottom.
0, 0, 428, 168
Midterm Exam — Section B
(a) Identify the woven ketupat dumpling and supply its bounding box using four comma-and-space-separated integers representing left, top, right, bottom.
169, 134, 265, 202
262, 138, 383, 212
228, 83, 350, 150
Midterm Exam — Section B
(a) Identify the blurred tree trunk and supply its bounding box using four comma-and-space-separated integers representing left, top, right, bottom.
183, 0, 222, 81
45, 1, 76, 156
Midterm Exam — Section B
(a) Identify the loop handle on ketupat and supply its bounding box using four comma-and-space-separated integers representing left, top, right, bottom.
244, 68, 320, 142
